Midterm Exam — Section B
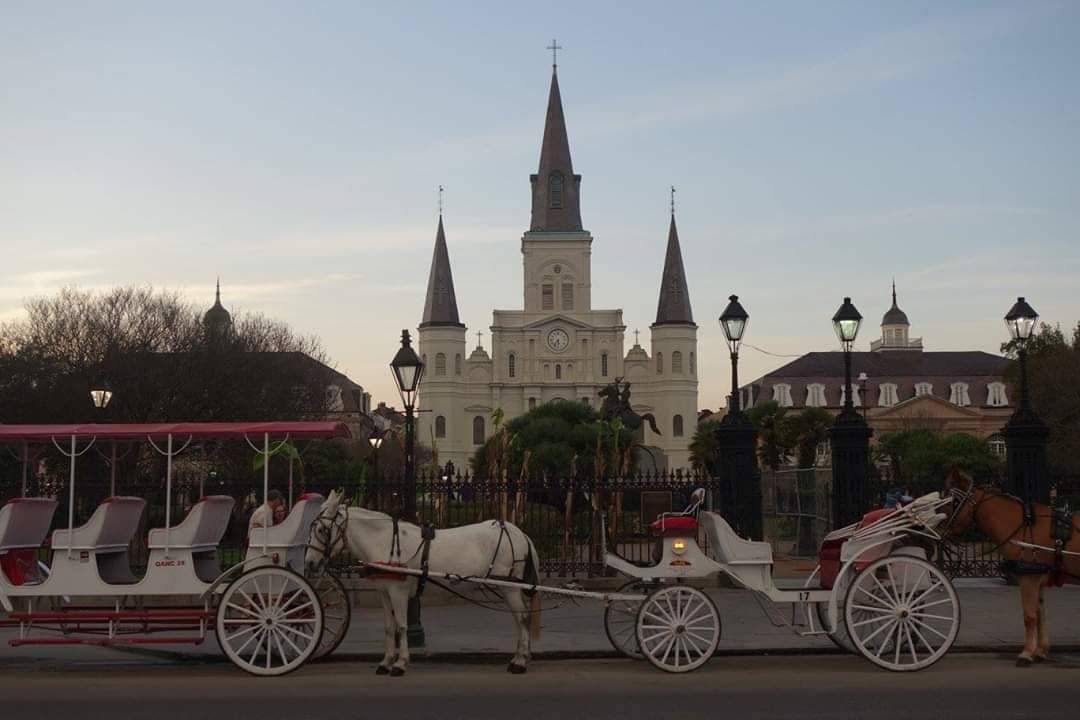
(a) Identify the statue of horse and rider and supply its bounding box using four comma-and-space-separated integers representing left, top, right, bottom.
598, 377, 660, 436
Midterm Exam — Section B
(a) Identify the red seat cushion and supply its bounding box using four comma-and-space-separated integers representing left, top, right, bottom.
858, 508, 893, 529
651, 515, 699, 536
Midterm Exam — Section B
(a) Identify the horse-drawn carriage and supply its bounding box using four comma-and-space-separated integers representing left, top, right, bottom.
0, 422, 352, 676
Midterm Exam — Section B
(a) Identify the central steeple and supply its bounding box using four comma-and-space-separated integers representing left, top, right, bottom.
529, 62, 582, 232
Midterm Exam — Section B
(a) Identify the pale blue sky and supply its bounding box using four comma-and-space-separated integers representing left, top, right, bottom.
2, 1, 1078, 409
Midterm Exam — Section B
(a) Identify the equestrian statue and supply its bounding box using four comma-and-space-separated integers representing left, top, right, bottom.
598, 377, 660, 436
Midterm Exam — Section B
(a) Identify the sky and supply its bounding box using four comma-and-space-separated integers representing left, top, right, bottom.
2, 1, 1078, 410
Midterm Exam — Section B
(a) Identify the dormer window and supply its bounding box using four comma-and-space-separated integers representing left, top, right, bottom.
806, 383, 827, 408
949, 382, 970, 407
772, 383, 793, 408
549, 172, 564, 209
987, 382, 1009, 407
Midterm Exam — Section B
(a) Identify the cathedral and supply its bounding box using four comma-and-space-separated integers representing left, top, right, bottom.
416, 63, 699, 471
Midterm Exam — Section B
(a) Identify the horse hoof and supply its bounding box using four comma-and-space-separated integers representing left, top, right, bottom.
1016, 657, 1033, 668
390, 667, 406, 677
375, 665, 390, 675
507, 663, 527, 675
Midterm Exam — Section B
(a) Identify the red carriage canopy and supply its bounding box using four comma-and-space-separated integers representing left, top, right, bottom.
0, 421, 351, 443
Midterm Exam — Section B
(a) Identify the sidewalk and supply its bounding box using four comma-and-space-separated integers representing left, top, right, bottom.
9, 578, 1072, 665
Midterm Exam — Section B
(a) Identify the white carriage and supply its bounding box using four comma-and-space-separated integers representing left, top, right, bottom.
0, 422, 352, 676
601, 488, 961, 673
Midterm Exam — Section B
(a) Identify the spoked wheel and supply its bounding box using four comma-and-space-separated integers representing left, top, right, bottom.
604, 579, 656, 659
310, 572, 351, 661
217, 566, 323, 676
816, 569, 858, 653
635, 585, 720, 673
844, 555, 960, 672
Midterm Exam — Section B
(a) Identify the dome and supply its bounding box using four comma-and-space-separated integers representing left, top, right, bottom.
625, 343, 649, 362
881, 281, 909, 326
203, 280, 232, 335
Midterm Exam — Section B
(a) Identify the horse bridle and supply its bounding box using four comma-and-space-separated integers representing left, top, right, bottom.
307, 504, 349, 574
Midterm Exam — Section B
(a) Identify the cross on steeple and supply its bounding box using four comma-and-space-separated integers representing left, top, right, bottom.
547, 38, 562, 68
670, 185, 676, 215
476, 330, 484, 348
438, 184, 444, 215
634, 329, 640, 345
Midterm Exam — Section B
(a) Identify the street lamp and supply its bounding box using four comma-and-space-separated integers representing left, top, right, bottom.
1002, 297, 1048, 517
719, 294, 749, 414
715, 295, 761, 540
368, 430, 384, 486
832, 297, 862, 417
90, 372, 113, 410
389, 329, 425, 646
829, 297, 872, 529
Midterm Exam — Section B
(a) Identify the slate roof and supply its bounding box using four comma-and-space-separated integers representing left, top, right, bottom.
529, 67, 582, 232
653, 214, 694, 326
420, 215, 465, 328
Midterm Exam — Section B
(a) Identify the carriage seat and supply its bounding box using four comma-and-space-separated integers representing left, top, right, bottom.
50, 497, 146, 553
247, 493, 324, 550
148, 495, 235, 551
699, 511, 772, 564
651, 515, 699, 537
0, 498, 59, 552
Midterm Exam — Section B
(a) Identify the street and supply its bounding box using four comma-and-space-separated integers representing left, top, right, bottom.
2, 653, 1079, 719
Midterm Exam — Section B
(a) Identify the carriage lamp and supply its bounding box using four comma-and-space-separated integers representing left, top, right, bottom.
390, 329, 424, 408
368, 433, 384, 450
719, 294, 749, 414
1004, 297, 1038, 342
831, 297, 862, 351
672, 539, 688, 555
90, 372, 114, 410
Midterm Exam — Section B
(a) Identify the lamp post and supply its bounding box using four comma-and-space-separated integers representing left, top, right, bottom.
1002, 297, 1049, 519
829, 297, 873, 529
390, 329, 425, 646
90, 371, 118, 494
368, 430, 384, 507
715, 295, 762, 539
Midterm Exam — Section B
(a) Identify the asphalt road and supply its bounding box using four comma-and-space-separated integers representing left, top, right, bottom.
3, 654, 1080, 719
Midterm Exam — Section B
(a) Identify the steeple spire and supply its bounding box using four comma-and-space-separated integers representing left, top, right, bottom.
420, 213, 465, 328
215, 277, 221, 304
653, 211, 694, 326
530, 59, 582, 232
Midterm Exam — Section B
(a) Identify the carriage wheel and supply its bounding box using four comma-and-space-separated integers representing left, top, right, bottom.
217, 566, 323, 676
816, 569, 858, 653
844, 555, 959, 672
310, 572, 351, 661
635, 585, 720, 673
604, 579, 656, 659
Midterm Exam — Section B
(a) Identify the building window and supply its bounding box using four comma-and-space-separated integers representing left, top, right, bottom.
528, 397, 537, 411
949, 382, 971, 407
690, 352, 695, 375
656, 352, 664, 374
840, 385, 861, 406
988, 435, 1006, 459
806, 383, 827, 408
549, 172, 564, 209
673, 415, 684, 437
472, 416, 485, 445
508, 353, 516, 378
542, 284, 554, 311
555, 364, 562, 380
454, 353, 462, 376
672, 351, 683, 374
772, 383, 793, 408
987, 382, 1009, 407
435, 352, 447, 376
561, 283, 574, 311
435, 415, 446, 439
601, 352, 609, 377
914, 382, 933, 397
879, 383, 899, 407
544, 363, 550, 378
566, 363, 573, 378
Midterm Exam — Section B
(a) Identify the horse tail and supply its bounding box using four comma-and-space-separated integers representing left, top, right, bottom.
523, 535, 542, 641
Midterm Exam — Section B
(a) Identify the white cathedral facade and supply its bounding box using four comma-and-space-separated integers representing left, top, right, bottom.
416, 64, 699, 471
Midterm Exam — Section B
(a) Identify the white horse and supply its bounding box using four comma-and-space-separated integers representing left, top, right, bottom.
305, 490, 541, 676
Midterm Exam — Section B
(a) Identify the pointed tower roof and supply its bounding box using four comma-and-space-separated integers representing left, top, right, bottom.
420, 215, 465, 328
653, 213, 695, 326
882, 280, 910, 326
203, 278, 232, 331
529, 66, 582, 232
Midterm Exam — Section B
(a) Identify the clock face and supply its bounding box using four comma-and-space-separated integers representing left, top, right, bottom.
547, 328, 570, 353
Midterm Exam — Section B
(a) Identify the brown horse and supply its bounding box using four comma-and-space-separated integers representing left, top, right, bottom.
944, 471, 1080, 666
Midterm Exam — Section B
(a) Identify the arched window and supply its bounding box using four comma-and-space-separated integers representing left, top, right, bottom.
561, 283, 574, 310
435, 352, 446, 376
549, 172, 564, 209
656, 352, 664, 374
690, 352, 695, 375
555, 364, 562, 380
508, 353, 516, 378
673, 414, 684, 437
472, 416, 485, 445
601, 352, 609, 377
435, 415, 446, 439
454, 353, 462, 376
528, 397, 537, 411
672, 351, 683, 374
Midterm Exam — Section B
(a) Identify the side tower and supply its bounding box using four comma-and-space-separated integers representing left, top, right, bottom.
416, 214, 469, 467
642, 208, 698, 469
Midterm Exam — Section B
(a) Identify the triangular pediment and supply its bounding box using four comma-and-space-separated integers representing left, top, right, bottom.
876, 394, 982, 420
522, 314, 593, 331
